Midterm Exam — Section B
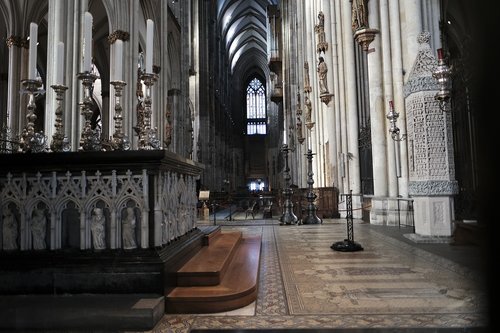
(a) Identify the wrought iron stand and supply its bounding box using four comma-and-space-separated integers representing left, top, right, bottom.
331, 190, 363, 251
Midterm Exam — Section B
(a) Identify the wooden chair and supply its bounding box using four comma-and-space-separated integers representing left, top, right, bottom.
245, 201, 257, 219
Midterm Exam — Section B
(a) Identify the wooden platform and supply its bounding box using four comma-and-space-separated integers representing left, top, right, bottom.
166, 230, 262, 313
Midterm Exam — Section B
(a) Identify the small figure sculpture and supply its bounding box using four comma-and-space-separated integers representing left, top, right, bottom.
31, 207, 47, 250
305, 95, 312, 123
304, 61, 312, 93
90, 207, 106, 250
351, 0, 369, 32
317, 57, 329, 95
296, 116, 303, 143
2, 207, 18, 250
122, 207, 137, 249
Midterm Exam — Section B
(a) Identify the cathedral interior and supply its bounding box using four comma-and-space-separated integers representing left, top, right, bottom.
0, 0, 497, 332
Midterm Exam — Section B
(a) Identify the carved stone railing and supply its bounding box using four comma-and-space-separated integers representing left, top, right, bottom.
0, 150, 203, 252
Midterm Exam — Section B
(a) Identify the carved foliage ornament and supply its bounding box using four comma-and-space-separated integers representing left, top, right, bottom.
107, 30, 130, 44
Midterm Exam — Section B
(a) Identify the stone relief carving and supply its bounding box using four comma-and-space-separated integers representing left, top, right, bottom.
408, 180, 459, 196
31, 207, 47, 250
2, 207, 18, 250
405, 32, 456, 184
122, 207, 137, 249
90, 207, 106, 250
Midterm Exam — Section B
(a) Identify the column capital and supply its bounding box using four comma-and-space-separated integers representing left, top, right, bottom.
107, 30, 130, 44
6, 35, 28, 48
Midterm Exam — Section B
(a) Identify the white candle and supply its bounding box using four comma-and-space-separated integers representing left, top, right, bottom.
114, 40, 123, 81
55, 41, 64, 84
83, 12, 93, 72
146, 19, 154, 73
28, 22, 38, 80
283, 129, 287, 145
308, 137, 312, 150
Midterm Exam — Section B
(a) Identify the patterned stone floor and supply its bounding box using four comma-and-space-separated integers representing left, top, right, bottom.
139, 219, 489, 333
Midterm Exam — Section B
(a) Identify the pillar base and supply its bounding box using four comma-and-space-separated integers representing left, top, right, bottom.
413, 196, 454, 237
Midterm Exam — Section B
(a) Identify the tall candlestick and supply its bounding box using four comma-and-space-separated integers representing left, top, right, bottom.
114, 40, 123, 81
28, 22, 38, 80
55, 41, 64, 84
146, 19, 154, 73
83, 12, 93, 72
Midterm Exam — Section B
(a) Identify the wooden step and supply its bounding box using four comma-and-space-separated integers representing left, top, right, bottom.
199, 225, 222, 245
166, 235, 261, 314
176, 231, 242, 286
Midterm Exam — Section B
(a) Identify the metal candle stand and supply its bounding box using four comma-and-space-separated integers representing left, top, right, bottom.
280, 143, 298, 225
110, 80, 130, 150
302, 148, 322, 224
19, 79, 47, 153
331, 190, 363, 252
138, 72, 160, 150
77, 72, 101, 151
50, 84, 70, 152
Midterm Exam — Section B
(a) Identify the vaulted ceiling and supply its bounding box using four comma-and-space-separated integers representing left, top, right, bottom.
217, 0, 277, 77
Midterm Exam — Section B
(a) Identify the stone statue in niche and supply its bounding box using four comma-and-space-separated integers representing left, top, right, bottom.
122, 207, 137, 249
31, 207, 47, 250
296, 116, 304, 144
317, 56, 329, 95
304, 61, 312, 93
351, 0, 369, 32
90, 207, 106, 250
305, 95, 312, 123
2, 207, 18, 250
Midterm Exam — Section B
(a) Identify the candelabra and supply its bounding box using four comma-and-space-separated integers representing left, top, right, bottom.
432, 48, 452, 112
77, 72, 101, 151
18, 79, 47, 153
386, 100, 406, 142
302, 148, 322, 224
110, 80, 130, 150
280, 144, 298, 225
138, 72, 160, 150
50, 84, 71, 152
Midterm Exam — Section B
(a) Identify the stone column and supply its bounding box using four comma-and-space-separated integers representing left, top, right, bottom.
401, 0, 422, 78
389, 0, 409, 198
366, 0, 389, 225
334, 0, 346, 196
341, 0, 362, 217
403, 32, 458, 240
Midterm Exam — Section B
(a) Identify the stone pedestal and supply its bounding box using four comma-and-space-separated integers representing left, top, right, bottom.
413, 196, 454, 236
